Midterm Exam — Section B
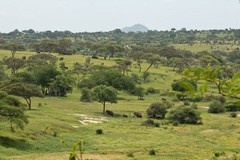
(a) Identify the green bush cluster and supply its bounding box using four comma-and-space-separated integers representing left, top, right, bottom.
208, 101, 226, 114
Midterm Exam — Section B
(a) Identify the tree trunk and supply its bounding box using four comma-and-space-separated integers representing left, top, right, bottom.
25, 97, 32, 110
145, 63, 153, 72
103, 102, 106, 114
138, 62, 142, 72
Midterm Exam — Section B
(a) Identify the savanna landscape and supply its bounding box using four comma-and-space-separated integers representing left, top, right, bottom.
0, 28, 240, 160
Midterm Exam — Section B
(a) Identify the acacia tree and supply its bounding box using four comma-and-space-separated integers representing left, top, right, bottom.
144, 53, 161, 72
1, 82, 43, 109
3, 43, 25, 58
71, 62, 91, 86
3, 57, 26, 75
129, 51, 145, 72
92, 85, 118, 114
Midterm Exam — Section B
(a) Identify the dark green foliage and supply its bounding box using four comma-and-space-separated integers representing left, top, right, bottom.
227, 51, 240, 63
49, 73, 74, 97
154, 122, 160, 127
132, 87, 145, 100
78, 79, 96, 89
172, 79, 197, 92
149, 149, 156, 155
96, 129, 103, 134
167, 106, 202, 124
0, 62, 7, 81
146, 102, 167, 119
92, 85, 118, 114
34, 64, 60, 92
171, 79, 197, 100
147, 87, 159, 94
184, 101, 190, 106
225, 101, 240, 112
142, 119, 154, 126
3, 57, 26, 75
208, 101, 226, 114
80, 88, 92, 102
14, 72, 35, 83
229, 112, 238, 118
90, 69, 135, 91
1, 81, 43, 109
127, 153, 134, 157
0, 91, 28, 132
142, 119, 160, 127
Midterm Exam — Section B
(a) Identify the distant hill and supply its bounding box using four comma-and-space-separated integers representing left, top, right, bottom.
122, 24, 149, 33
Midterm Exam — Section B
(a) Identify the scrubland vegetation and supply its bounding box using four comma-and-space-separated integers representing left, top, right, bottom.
0, 29, 240, 160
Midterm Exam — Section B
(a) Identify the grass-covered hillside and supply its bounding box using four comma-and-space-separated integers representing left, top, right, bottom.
0, 49, 240, 160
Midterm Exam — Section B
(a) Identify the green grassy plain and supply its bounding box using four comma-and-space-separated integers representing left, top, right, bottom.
0, 50, 240, 160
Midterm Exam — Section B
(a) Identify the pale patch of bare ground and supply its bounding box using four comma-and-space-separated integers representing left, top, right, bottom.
11, 153, 125, 160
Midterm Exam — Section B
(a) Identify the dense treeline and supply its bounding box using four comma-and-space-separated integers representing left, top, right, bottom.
0, 28, 240, 55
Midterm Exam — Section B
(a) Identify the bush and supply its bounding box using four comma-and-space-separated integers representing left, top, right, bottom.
146, 102, 167, 119
127, 153, 134, 157
96, 129, 103, 135
183, 101, 190, 106
142, 119, 160, 127
204, 94, 226, 104
225, 101, 240, 112
147, 87, 159, 94
230, 112, 238, 118
149, 149, 156, 155
208, 101, 226, 114
167, 106, 202, 124
154, 122, 160, 127
80, 88, 92, 102
142, 119, 154, 126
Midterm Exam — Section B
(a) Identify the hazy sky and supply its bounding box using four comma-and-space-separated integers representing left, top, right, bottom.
0, 0, 240, 33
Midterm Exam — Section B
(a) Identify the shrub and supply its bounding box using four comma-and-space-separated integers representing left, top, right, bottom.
230, 112, 238, 118
80, 88, 92, 102
225, 101, 240, 112
96, 129, 103, 135
149, 149, 156, 155
154, 122, 160, 127
142, 119, 154, 126
183, 101, 190, 106
127, 153, 134, 157
146, 102, 167, 119
147, 87, 159, 94
208, 101, 226, 114
142, 119, 160, 127
204, 94, 226, 104
167, 106, 202, 124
